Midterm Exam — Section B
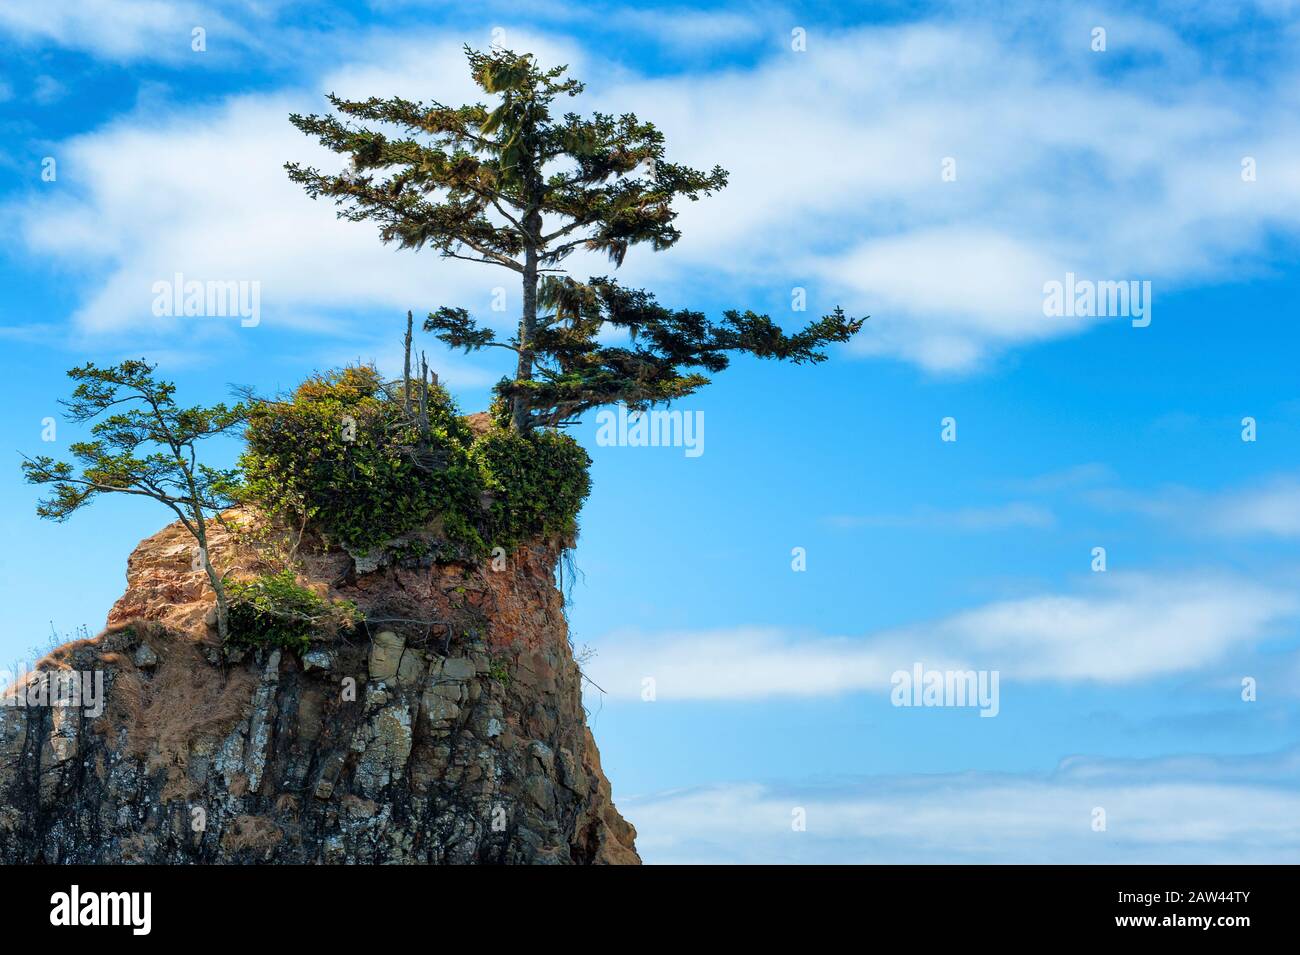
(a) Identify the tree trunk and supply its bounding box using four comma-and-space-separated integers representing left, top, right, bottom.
402, 310, 413, 415
208, 567, 229, 644
512, 234, 540, 434
194, 523, 229, 642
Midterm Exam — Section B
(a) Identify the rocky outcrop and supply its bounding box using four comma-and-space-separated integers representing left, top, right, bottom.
0, 513, 638, 864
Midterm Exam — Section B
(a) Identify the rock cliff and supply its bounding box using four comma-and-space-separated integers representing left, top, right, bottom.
0, 512, 639, 864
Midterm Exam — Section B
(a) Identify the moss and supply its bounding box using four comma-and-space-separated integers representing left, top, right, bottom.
488, 659, 511, 685
225, 571, 361, 654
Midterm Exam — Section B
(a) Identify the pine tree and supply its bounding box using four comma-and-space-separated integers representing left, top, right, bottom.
21, 361, 244, 640
287, 45, 863, 432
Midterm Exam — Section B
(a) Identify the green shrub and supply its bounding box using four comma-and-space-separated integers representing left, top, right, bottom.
240, 366, 484, 554
473, 428, 591, 551
225, 571, 361, 653
239, 364, 591, 559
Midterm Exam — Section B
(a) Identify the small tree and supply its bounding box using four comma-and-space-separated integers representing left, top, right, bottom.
287, 45, 863, 432
21, 361, 245, 640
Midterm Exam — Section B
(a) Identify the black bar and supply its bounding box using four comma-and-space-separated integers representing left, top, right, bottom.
9, 864, 1290, 941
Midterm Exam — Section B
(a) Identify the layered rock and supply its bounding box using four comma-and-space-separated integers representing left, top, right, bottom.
0, 513, 638, 864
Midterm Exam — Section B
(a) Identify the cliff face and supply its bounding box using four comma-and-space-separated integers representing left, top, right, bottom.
0, 513, 638, 864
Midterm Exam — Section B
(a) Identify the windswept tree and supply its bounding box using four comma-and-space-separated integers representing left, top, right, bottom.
287, 45, 863, 432
21, 361, 245, 640
429, 277, 862, 429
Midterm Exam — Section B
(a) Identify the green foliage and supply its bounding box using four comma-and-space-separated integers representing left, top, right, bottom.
225, 571, 362, 654
473, 428, 591, 551
295, 43, 859, 432
286, 45, 724, 268
487, 392, 514, 430
434, 276, 866, 429
20, 360, 246, 640
21, 360, 244, 525
288, 45, 852, 435
240, 365, 590, 557
240, 366, 484, 555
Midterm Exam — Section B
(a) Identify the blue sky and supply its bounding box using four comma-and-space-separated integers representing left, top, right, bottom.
3, 0, 1300, 863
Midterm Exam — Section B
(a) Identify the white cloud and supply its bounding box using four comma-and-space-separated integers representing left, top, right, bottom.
1207, 476, 1300, 537
18, 86, 503, 340
322, 29, 585, 104
0, 0, 245, 61
584, 573, 1297, 700
929, 574, 1294, 682
612, 9, 771, 49
589, 626, 908, 701
11, 35, 584, 353
816, 229, 1078, 371
1088, 473, 1300, 538
583, 19, 1300, 370
11, 12, 1300, 371
623, 749, 1300, 863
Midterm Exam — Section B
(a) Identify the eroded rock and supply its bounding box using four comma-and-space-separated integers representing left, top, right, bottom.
0, 511, 638, 865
